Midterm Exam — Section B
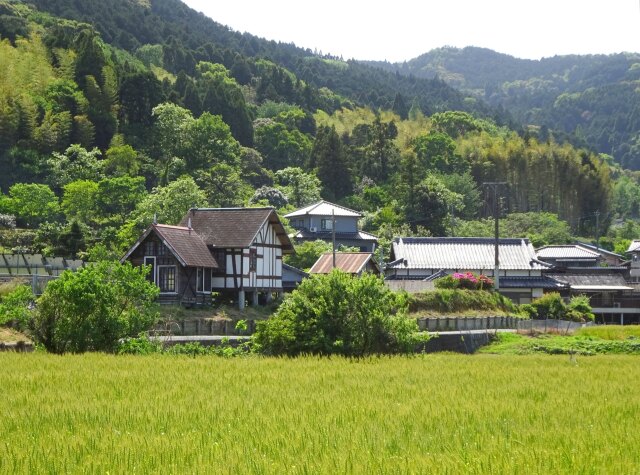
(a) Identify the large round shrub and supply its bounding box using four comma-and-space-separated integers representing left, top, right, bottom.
254, 270, 422, 356
31, 261, 159, 353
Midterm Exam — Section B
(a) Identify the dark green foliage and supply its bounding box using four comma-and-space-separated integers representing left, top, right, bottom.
284, 240, 332, 271
254, 270, 422, 356
31, 261, 159, 354
311, 125, 352, 200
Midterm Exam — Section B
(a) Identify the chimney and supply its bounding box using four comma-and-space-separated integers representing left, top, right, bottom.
187, 217, 192, 234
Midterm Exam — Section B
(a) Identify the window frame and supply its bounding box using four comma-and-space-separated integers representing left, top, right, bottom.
157, 265, 177, 294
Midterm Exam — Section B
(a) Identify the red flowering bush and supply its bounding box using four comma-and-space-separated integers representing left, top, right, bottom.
434, 272, 494, 291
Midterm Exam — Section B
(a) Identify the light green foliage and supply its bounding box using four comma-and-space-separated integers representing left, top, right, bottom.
0, 283, 34, 329
482, 332, 640, 355
576, 325, 640, 340
95, 176, 146, 227
254, 119, 312, 170
119, 176, 207, 248
2, 354, 640, 472
524, 293, 594, 322
254, 270, 421, 356
61, 180, 99, 224
104, 144, 140, 176
48, 144, 104, 188
274, 167, 321, 207
413, 131, 468, 174
31, 261, 159, 354
456, 212, 572, 246
284, 239, 332, 271
3, 183, 60, 227
430, 111, 483, 138
409, 289, 520, 316
134, 44, 164, 67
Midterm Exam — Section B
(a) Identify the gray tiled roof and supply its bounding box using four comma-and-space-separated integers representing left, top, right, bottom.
500, 276, 567, 289
389, 237, 546, 270
284, 201, 362, 218
536, 245, 600, 260
546, 273, 630, 288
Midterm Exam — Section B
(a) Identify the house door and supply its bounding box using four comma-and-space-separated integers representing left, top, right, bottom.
144, 256, 156, 284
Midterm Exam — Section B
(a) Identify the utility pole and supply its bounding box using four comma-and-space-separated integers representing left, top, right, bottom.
594, 210, 600, 252
332, 209, 336, 269
484, 182, 507, 290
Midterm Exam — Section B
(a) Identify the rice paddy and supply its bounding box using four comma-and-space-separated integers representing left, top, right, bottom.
2, 353, 639, 474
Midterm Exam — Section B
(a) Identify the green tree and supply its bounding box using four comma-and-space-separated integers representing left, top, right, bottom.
95, 176, 147, 227
48, 144, 104, 189
31, 261, 159, 354
413, 131, 467, 174
310, 125, 352, 201
284, 240, 332, 271
274, 167, 321, 207
254, 270, 421, 356
4, 183, 60, 228
61, 180, 99, 224
409, 175, 462, 235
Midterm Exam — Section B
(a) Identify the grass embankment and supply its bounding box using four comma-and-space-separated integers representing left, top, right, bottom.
408, 289, 523, 317
481, 325, 640, 355
0, 327, 30, 344
2, 354, 640, 473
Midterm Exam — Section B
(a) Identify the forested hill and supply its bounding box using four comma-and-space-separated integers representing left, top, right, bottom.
366, 47, 640, 169
21, 0, 503, 122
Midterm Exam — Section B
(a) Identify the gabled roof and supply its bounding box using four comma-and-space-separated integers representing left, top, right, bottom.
388, 237, 547, 270
309, 252, 378, 275
536, 245, 601, 260
121, 224, 219, 268
284, 201, 362, 218
575, 241, 625, 259
179, 208, 293, 252
627, 240, 640, 253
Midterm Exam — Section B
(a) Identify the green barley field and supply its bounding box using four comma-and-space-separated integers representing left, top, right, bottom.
2, 353, 639, 474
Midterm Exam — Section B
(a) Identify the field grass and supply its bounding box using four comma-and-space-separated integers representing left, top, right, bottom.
575, 324, 640, 340
2, 354, 640, 473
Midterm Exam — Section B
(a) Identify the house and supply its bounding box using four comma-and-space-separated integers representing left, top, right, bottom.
385, 237, 561, 304
282, 263, 308, 292
284, 201, 378, 252
627, 240, 640, 283
122, 207, 294, 309
536, 245, 602, 268
309, 252, 380, 276
575, 241, 627, 267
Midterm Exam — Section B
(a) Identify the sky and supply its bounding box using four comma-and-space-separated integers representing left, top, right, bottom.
181, 0, 640, 62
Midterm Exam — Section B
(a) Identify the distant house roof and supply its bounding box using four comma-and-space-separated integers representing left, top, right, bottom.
627, 240, 640, 253
536, 245, 601, 261
121, 224, 219, 268
179, 207, 293, 252
309, 252, 379, 275
499, 276, 567, 290
284, 201, 362, 218
388, 237, 548, 270
292, 229, 378, 242
547, 272, 633, 291
575, 241, 625, 259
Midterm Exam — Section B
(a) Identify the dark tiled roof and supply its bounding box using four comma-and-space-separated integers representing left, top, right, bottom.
389, 237, 545, 270
309, 252, 378, 274
293, 230, 378, 241
154, 225, 219, 268
499, 276, 567, 289
546, 273, 630, 288
179, 208, 293, 251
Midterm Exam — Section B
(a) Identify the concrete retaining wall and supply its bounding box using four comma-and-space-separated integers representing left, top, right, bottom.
416, 316, 521, 332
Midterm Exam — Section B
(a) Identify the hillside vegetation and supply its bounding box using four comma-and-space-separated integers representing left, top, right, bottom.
0, 0, 637, 260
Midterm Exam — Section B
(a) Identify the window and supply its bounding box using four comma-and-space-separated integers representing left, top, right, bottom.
157, 242, 166, 256
196, 267, 204, 292
321, 218, 333, 230
249, 248, 257, 272
158, 266, 176, 293
144, 241, 155, 256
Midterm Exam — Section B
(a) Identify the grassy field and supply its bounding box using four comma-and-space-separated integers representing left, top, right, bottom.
481, 325, 640, 355
2, 354, 639, 474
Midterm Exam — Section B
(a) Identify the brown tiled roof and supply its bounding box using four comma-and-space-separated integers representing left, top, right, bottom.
153, 225, 219, 268
179, 208, 293, 252
309, 252, 378, 274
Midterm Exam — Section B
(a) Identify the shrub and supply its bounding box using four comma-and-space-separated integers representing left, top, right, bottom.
254, 270, 424, 356
409, 289, 520, 315
0, 283, 34, 329
434, 272, 493, 291
31, 261, 159, 354
528, 292, 566, 320
565, 295, 595, 322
